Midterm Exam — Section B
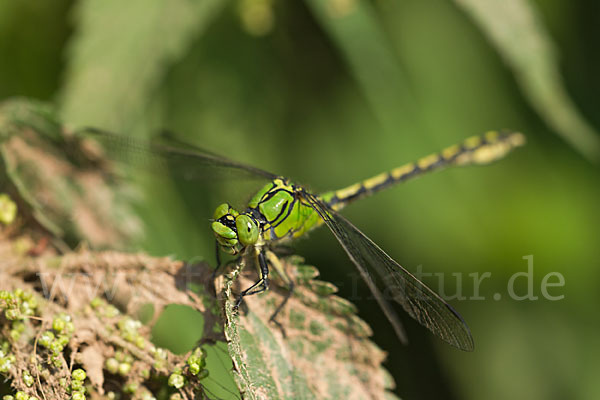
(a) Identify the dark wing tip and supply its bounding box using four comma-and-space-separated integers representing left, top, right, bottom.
444, 303, 475, 352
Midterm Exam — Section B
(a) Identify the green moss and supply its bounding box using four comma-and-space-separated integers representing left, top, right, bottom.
22, 370, 33, 387
168, 372, 186, 389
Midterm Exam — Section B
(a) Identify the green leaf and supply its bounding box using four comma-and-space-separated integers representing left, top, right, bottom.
220, 256, 400, 400
453, 0, 600, 161
305, 0, 417, 137
59, 0, 227, 132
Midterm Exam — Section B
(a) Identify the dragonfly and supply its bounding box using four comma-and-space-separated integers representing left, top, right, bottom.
78, 128, 525, 352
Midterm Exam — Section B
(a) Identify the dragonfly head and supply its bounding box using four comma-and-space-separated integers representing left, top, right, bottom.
211, 203, 259, 253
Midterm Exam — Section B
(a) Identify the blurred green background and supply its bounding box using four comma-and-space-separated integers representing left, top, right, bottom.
1, 0, 599, 399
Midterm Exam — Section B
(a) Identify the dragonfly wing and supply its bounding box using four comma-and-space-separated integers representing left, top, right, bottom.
303, 192, 474, 351
74, 127, 279, 182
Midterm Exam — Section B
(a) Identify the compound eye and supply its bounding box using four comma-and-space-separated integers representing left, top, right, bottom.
236, 215, 259, 246
211, 221, 237, 240
213, 203, 240, 220
213, 203, 230, 220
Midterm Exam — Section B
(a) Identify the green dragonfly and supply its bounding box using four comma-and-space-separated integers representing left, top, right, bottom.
80, 128, 524, 352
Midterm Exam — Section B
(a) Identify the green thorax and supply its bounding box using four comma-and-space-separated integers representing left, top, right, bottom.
248, 178, 331, 243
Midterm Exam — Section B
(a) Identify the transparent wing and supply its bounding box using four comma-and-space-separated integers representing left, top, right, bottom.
73, 127, 278, 182
71, 127, 280, 212
302, 192, 474, 351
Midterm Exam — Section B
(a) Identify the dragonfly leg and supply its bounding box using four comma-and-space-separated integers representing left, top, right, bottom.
233, 249, 269, 311
211, 241, 222, 282
215, 240, 222, 268
266, 251, 295, 327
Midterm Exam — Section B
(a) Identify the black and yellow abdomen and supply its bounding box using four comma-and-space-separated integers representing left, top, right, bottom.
325, 131, 525, 210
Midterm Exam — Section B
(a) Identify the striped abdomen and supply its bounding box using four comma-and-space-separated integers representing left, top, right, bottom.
324, 131, 525, 210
